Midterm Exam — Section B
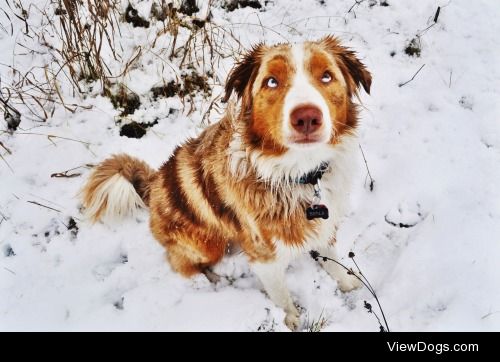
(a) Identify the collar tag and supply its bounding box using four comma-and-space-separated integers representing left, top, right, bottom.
306, 204, 329, 220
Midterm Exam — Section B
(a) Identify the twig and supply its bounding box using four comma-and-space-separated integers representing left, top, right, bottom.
14, 132, 91, 146
347, 0, 365, 14
433, 6, 441, 23
418, 6, 443, 37
51, 171, 81, 178
27, 200, 61, 213
481, 310, 500, 320
359, 144, 374, 191
418, 23, 436, 36
364, 301, 385, 332
0, 210, 8, 224
398, 64, 425, 87
0, 141, 12, 154
0, 152, 14, 173
0, 7, 13, 36
4, 267, 16, 275
310, 250, 390, 332
50, 164, 90, 178
351, 256, 390, 332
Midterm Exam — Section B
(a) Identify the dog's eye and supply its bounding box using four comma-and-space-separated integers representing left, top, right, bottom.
321, 72, 332, 83
266, 77, 279, 88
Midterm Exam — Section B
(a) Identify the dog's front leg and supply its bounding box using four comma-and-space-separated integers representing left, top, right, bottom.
251, 260, 300, 331
319, 244, 362, 292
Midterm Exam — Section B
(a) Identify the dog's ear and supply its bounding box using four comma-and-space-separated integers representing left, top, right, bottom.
223, 43, 265, 103
320, 35, 372, 96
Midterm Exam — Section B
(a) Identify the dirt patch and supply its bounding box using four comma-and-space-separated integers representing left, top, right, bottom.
4, 244, 16, 257
113, 297, 124, 310
404, 37, 421, 57
106, 85, 141, 116
66, 217, 79, 239
180, 71, 211, 97
192, 18, 206, 28
151, 81, 180, 100
179, 0, 200, 16
125, 4, 150, 28
3, 108, 21, 131
150, 71, 212, 100
120, 120, 158, 139
223, 0, 263, 12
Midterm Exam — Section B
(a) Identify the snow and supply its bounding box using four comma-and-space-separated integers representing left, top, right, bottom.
1, 0, 500, 331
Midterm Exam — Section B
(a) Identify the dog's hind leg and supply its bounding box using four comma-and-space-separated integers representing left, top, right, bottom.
161, 231, 227, 279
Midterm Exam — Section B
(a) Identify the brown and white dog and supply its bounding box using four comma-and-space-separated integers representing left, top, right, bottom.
81, 35, 371, 330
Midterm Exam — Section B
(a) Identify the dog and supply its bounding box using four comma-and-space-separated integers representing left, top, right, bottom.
81, 35, 371, 330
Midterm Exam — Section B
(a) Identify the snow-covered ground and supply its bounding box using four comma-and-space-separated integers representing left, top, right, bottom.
1, 0, 500, 331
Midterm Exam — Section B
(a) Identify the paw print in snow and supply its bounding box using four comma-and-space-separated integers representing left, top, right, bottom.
459, 95, 473, 110
385, 202, 427, 228
31, 218, 61, 252
92, 252, 128, 281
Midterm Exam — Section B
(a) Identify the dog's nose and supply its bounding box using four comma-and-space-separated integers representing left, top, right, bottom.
290, 105, 323, 135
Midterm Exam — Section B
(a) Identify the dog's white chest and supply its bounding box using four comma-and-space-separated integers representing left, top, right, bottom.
307, 180, 343, 247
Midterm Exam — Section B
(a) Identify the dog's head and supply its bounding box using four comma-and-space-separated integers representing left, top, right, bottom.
224, 36, 371, 155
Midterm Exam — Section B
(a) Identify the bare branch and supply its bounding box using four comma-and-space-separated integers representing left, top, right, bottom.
399, 64, 426, 87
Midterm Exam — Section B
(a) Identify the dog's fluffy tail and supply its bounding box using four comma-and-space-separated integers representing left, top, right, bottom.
80, 154, 156, 223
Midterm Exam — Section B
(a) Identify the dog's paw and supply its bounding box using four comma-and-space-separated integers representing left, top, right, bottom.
202, 268, 221, 284
337, 274, 362, 293
284, 307, 301, 331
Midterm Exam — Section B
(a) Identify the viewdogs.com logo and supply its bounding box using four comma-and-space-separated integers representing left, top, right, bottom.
387, 342, 478, 354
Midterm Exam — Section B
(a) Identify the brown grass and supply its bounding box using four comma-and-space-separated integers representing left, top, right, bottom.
1, 0, 243, 126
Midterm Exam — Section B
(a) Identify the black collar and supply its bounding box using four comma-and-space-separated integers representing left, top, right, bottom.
295, 162, 330, 185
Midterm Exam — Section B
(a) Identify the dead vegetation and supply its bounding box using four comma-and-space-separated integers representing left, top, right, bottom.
105, 84, 141, 116
404, 37, 421, 57
48, 0, 123, 90
151, 81, 180, 100
0, 94, 21, 131
1, 0, 242, 133
305, 310, 330, 332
